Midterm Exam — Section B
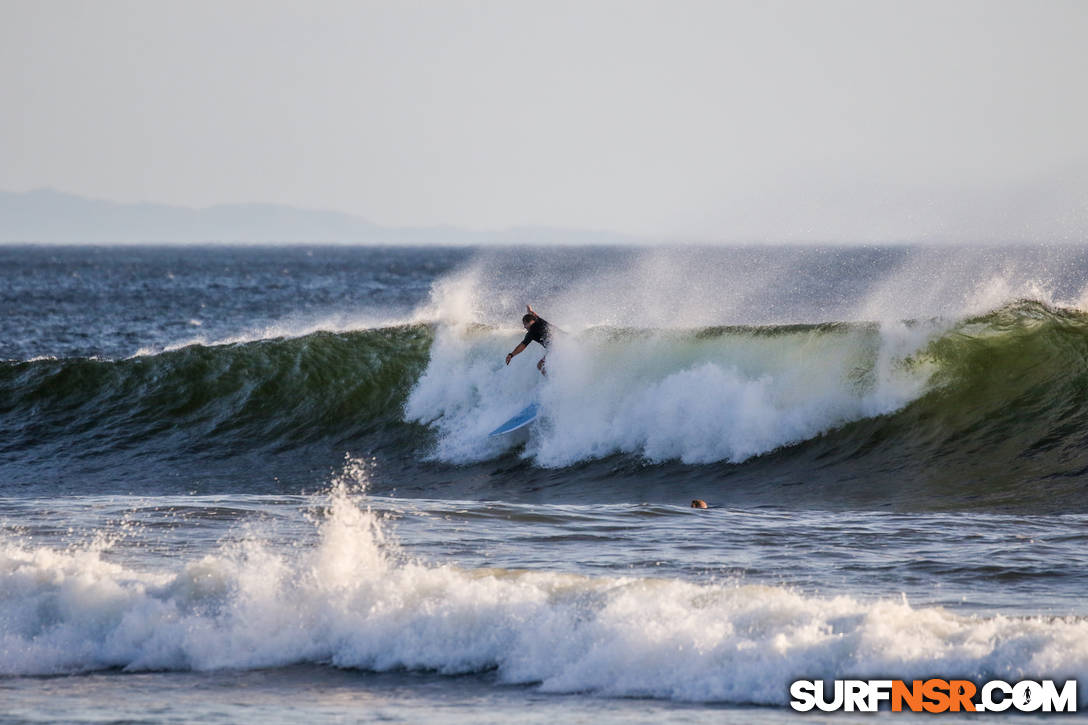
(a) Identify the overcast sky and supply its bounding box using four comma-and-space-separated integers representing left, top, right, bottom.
2, 0, 1087, 242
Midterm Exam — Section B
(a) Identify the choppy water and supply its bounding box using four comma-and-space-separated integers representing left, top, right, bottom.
3, 244, 1088, 722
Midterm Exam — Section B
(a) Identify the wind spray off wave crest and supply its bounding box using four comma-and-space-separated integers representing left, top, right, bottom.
405, 244, 1088, 471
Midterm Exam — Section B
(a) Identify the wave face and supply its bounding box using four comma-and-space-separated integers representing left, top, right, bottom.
2, 482, 1085, 704
0, 326, 433, 489
5, 299, 1088, 511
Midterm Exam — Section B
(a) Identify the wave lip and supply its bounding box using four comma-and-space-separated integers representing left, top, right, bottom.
0, 324, 433, 466
1, 484, 1085, 704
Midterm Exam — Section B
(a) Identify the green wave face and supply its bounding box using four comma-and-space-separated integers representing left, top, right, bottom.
1, 325, 435, 467
5, 301, 1088, 512
851, 301, 1088, 510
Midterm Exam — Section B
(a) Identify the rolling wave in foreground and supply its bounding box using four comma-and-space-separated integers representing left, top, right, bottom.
2, 468, 1084, 705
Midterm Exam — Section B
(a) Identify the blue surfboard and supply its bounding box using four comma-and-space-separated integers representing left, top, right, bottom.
488, 402, 540, 437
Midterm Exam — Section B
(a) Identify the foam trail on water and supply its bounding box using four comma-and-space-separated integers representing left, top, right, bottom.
1, 462, 1085, 703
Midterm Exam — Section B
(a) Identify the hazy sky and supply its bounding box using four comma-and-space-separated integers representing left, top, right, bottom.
2, 0, 1087, 241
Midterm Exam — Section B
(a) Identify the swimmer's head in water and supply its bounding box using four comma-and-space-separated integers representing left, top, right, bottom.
691, 499, 708, 509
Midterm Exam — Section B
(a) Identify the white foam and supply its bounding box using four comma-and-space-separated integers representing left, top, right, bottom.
406, 322, 935, 465
1, 477, 1085, 703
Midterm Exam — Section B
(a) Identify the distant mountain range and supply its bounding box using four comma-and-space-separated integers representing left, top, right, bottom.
0, 189, 634, 244
7, 174, 1088, 245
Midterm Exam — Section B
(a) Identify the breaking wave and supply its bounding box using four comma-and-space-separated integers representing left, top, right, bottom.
1, 476, 1085, 703
6, 301, 1088, 510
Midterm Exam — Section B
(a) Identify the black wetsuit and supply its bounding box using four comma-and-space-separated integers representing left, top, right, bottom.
521, 317, 551, 349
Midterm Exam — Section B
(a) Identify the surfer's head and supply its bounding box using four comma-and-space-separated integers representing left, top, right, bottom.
522, 313, 536, 328
690, 499, 708, 509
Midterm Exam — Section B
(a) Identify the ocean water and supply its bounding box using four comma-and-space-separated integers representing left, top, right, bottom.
3, 244, 1088, 723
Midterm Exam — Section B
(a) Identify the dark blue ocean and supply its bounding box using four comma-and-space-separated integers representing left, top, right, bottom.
3, 244, 1088, 723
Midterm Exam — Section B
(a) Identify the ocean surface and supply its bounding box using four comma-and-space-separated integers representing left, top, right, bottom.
3, 244, 1088, 723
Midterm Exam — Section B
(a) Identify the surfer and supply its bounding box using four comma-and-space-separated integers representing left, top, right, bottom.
505, 304, 551, 375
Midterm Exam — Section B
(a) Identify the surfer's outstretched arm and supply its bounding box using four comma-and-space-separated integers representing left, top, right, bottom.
506, 342, 527, 365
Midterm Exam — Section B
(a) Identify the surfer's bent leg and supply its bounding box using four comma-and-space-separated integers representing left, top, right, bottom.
537, 357, 546, 376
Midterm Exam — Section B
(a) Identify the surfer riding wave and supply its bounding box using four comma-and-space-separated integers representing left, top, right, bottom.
505, 304, 552, 376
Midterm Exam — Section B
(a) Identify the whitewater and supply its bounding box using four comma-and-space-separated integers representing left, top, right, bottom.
3, 244, 1088, 722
